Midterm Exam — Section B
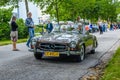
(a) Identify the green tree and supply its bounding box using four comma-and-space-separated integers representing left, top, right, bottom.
0, 8, 13, 40
16, 18, 28, 39
31, 0, 68, 24
1, 0, 120, 23
0, 0, 29, 16
95, 0, 120, 22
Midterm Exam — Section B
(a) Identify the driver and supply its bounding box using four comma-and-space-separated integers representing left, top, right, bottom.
62, 26, 67, 32
77, 23, 83, 33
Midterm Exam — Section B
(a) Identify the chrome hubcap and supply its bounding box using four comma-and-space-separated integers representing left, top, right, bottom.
80, 46, 84, 60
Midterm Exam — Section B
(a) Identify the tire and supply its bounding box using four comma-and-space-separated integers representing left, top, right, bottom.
91, 49, 95, 54
34, 52, 43, 60
76, 45, 85, 62
91, 40, 97, 54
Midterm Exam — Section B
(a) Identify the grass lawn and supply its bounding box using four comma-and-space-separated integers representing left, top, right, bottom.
101, 47, 120, 80
0, 38, 27, 46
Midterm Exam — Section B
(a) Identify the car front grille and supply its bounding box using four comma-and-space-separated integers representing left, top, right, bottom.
38, 43, 67, 51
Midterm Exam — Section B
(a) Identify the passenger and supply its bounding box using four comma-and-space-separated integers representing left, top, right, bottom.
62, 26, 67, 32
77, 23, 83, 33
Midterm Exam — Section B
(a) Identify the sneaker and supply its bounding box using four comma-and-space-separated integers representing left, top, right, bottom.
26, 44, 29, 48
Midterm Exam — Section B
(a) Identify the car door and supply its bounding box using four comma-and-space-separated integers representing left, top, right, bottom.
83, 31, 93, 53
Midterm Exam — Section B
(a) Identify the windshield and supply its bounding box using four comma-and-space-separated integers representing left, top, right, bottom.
52, 24, 81, 34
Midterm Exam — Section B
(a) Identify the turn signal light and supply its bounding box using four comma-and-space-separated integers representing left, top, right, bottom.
70, 48, 76, 51
31, 45, 34, 49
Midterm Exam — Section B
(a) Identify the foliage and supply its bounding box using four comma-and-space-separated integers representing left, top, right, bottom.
0, 0, 29, 16
31, 0, 120, 23
0, 7, 28, 41
0, 8, 13, 40
35, 26, 42, 33
35, 24, 47, 33
31, 0, 73, 24
0, 38, 27, 46
16, 18, 28, 39
95, 0, 118, 22
101, 47, 120, 80
0, 0, 18, 7
0, 0, 120, 23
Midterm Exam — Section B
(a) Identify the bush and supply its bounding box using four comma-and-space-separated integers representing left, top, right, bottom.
35, 24, 47, 33
0, 8, 13, 40
0, 7, 28, 41
0, 22, 10, 40
16, 18, 28, 39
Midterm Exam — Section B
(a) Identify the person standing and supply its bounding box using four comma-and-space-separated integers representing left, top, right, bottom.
105, 22, 108, 32
110, 23, 113, 31
89, 24, 93, 33
46, 20, 53, 33
118, 22, 120, 29
25, 12, 35, 48
103, 22, 106, 32
98, 20, 103, 34
10, 16, 19, 51
108, 23, 110, 30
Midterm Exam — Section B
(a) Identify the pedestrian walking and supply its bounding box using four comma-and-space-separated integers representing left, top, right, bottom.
10, 16, 19, 51
46, 20, 53, 33
110, 23, 113, 31
114, 23, 117, 30
105, 22, 108, 32
103, 22, 105, 32
98, 20, 103, 34
108, 23, 110, 30
118, 22, 120, 29
25, 12, 35, 48
89, 24, 93, 33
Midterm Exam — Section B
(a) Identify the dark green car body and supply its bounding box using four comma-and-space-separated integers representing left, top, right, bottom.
30, 29, 98, 62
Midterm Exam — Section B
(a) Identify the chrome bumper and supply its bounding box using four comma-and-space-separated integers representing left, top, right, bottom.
28, 48, 34, 52
29, 48, 81, 56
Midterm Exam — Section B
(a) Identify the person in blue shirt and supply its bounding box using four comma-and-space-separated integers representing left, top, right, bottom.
46, 20, 53, 33
89, 24, 93, 33
25, 12, 35, 48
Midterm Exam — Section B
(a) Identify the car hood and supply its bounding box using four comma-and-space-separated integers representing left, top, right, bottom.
38, 32, 79, 43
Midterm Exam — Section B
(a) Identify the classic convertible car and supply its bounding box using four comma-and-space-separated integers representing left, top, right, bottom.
30, 24, 98, 62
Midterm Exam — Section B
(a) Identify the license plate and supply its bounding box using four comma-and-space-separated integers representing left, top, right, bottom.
44, 52, 59, 57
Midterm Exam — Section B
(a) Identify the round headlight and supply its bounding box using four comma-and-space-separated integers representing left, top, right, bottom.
70, 41, 76, 48
31, 39, 37, 45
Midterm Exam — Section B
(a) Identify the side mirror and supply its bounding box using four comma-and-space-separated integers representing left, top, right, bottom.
85, 31, 90, 35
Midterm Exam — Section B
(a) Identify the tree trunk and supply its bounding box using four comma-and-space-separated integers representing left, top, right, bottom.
55, 0, 60, 31
54, 0, 59, 24
55, 2, 59, 25
25, 0, 29, 17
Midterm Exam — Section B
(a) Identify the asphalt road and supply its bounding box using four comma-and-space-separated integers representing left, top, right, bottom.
0, 30, 120, 80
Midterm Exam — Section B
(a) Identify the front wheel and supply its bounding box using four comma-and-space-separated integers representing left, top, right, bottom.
34, 52, 43, 60
76, 45, 85, 62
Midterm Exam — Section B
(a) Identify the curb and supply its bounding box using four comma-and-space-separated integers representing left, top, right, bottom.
80, 38, 120, 80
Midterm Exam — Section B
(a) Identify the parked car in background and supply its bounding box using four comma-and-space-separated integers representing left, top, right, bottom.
92, 24, 99, 33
